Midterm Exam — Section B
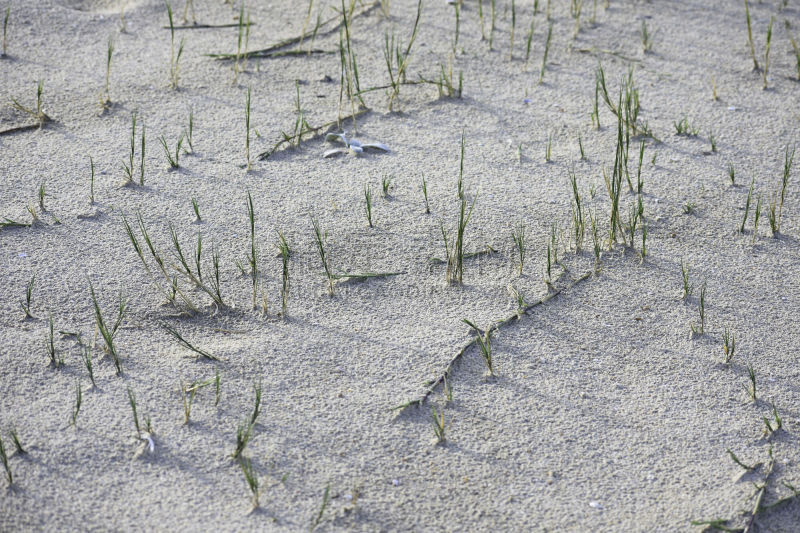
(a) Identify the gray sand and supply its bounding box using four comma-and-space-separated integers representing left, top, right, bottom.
1, 0, 800, 530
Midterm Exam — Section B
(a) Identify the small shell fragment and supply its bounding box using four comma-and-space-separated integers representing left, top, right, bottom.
362, 142, 390, 152
323, 148, 347, 158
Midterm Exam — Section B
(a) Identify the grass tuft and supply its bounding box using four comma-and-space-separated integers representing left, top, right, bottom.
239, 457, 260, 510
89, 282, 124, 375
431, 407, 446, 444
20, 273, 35, 319
463, 319, 495, 376
512, 223, 527, 275
722, 327, 736, 364
127, 386, 141, 438
310, 483, 331, 532
311, 215, 334, 296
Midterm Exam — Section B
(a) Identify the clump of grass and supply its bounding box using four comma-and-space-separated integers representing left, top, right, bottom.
208, 244, 224, 309
71, 382, 82, 426
569, 168, 585, 251
762, 17, 774, 89
512, 223, 527, 275
184, 108, 194, 153
790, 33, 800, 81
276, 232, 290, 317
570, 0, 582, 39
7, 428, 23, 456
727, 162, 735, 185
451, 0, 460, 55
191, 198, 201, 222
711, 75, 719, 101
722, 328, 736, 364
182, 0, 195, 24
431, 407, 446, 444
421, 57, 462, 99
239, 457, 260, 510
81, 341, 95, 388
100, 35, 114, 109
165, 1, 185, 89
45, 313, 62, 368
545, 131, 552, 162
232, 419, 254, 459
775, 144, 795, 233
381, 174, 393, 198
590, 211, 601, 268
337, 0, 364, 133
233, 2, 250, 84
381, 0, 422, 111
364, 184, 374, 227
20, 273, 35, 319
246, 191, 259, 308
744, 0, 759, 71
673, 117, 699, 136
127, 386, 141, 438
180, 379, 209, 425
727, 449, 757, 471
539, 22, 553, 84
463, 319, 495, 376
488, 0, 496, 49
640, 20, 654, 52
745, 363, 757, 401
762, 402, 783, 436
641, 220, 648, 258
159, 133, 184, 169
690, 282, 706, 336
121, 112, 145, 186
11, 80, 50, 127
768, 192, 778, 236
524, 5, 536, 68
709, 129, 717, 153
310, 483, 331, 532
89, 282, 124, 375
441, 189, 476, 286
37, 181, 47, 212
250, 381, 261, 426
232, 382, 261, 458
740, 177, 755, 233
311, 215, 334, 296
752, 192, 763, 243
421, 173, 430, 214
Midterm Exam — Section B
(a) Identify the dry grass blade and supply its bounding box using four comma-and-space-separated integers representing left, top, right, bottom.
162, 322, 218, 360
393, 270, 592, 412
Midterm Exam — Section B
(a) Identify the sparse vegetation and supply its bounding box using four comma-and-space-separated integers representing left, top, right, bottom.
722, 328, 736, 364
20, 273, 35, 319
5, 3, 800, 530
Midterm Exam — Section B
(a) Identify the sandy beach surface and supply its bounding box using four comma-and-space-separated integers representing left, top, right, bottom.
1, 0, 800, 530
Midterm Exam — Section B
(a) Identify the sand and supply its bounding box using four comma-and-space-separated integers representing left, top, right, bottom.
1, 0, 800, 530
